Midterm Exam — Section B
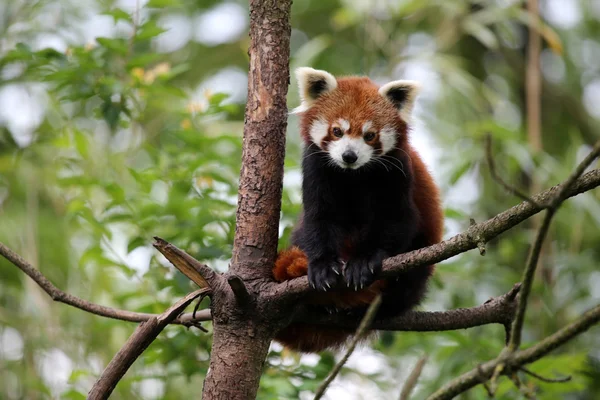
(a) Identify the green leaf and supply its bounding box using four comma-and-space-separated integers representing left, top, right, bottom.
136, 20, 166, 41
127, 53, 163, 69
128, 236, 147, 252
462, 19, 498, 49
208, 92, 230, 106
60, 389, 86, 400
444, 208, 466, 220
73, 130, 89, 158
95, 37, 129, 55
101, 99, 123, 131
103, 9, 133, 24
449, 159, 472, 185
147, 0, 182, 7
68, 369, 91, 383
36, 48, 67, 61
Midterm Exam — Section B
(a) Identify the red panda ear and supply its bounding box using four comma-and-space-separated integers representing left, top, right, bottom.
378, 80, 420, 123
293, 67, 337, 114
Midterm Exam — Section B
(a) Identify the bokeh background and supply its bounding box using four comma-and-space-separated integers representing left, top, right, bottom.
1, 0, 600, 399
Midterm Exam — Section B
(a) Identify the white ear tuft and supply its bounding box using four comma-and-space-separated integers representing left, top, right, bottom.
294, 67, 337, 112
378, 80, 421, 123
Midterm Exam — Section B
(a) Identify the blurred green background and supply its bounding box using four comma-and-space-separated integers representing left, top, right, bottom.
1, 0, 599, 399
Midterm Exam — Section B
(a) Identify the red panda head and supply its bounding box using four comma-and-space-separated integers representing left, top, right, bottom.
293, 67, 420, 170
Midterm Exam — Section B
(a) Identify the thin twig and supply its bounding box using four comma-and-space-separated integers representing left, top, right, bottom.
0, 241, 211, 327
153, 236, 220, 288
313, 294, 382, 400
508, 210, 554, 350
485, 134, 541, 207
514, 304, 600, 364
510, 140, 600, 350
399, 355, 428, 400
549, 140, 600, 208
478, 364, 494, 398
510, 373, 536, 399
521, 367, 571, 383
88, 288, 209, 400
427, 303, 600, 400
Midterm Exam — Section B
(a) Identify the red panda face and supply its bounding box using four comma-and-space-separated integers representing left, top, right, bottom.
293, 67, 420, 170
308, 116, 396, 169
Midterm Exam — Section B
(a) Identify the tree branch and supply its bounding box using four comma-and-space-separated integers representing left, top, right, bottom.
280, 169, 600, 298
228, 274, 252, 305
521, 367, 571, 383
153, 236, 220, 288
88, 288, 210, 400
427, 303, 600, 400
0, 234, 521, 335
429, 140, 600, 399
399, 355, 429, 400
549, 140, 600, 208
314, 294, 382, 400
300, 283, 520, 332
0, 241, 210, 327
509, 139, 600, 350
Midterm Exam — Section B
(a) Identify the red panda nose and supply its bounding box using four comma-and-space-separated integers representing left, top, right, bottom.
342, 150, 358, 164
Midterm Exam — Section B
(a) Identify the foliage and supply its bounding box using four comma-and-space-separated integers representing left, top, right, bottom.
0, 0, 599, 399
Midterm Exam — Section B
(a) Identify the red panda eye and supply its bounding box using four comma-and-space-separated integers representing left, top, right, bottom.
332, 127, 343, 138
364, 132, 376, 141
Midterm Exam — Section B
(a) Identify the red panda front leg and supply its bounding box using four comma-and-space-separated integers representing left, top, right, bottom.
344, 211, 419, 290
293, 219, 345, 291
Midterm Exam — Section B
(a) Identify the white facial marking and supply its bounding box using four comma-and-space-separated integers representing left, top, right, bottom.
379, 125, 398, 154
309, 118, 329, 147
338, 119, 350, 133
328, 136, 374, 169
362, 121, 373, 133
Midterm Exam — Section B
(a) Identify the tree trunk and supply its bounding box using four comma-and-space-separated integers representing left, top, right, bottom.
201, 0, 292, 398
201, 317, 272, 399
231, 0, 291, 281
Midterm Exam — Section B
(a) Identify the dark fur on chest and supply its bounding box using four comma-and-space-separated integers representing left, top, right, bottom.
291, 144, 424, 298
292, 144, 420, 258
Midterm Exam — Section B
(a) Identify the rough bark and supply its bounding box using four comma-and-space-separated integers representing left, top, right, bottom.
201, 0, 292, 398
202, 317, 273, 399
230, 0, 291, 281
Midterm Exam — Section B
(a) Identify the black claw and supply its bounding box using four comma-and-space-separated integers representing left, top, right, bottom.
343, 252, 384, 290
307, 257, 343, 291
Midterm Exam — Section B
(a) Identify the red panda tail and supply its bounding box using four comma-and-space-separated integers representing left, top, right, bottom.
273, 246, 309, 281
273, 246, 381, 353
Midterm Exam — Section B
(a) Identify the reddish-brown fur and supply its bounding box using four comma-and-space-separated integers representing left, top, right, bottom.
273, 75, 444, 353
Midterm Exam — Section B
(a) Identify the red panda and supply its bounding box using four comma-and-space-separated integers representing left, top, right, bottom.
273, 67, 444, 353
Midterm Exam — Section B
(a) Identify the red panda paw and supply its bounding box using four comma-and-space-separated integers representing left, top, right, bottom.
307, 257, 343, 291
344, 250, 386, 291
